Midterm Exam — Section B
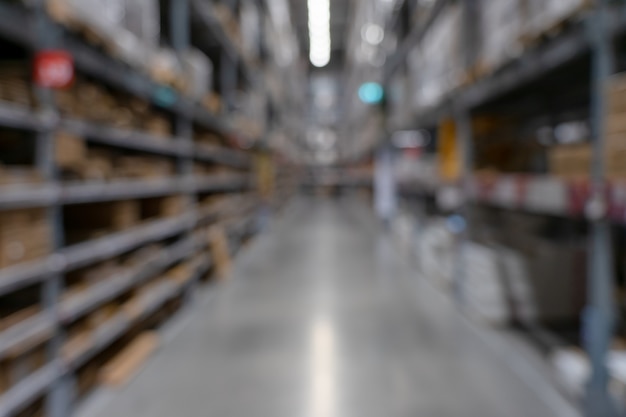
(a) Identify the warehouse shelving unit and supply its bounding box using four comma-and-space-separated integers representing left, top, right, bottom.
385, 0, 626, 415
0, 1, 264, 416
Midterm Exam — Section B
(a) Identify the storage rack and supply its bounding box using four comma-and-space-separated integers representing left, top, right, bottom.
384, 0, 626, 415
0, 1, 263, 416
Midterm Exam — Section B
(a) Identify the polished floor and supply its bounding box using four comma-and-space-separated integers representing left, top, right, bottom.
79, 197, 580, 417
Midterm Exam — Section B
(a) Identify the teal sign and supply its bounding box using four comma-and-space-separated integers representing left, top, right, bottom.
358, 82, 384, 104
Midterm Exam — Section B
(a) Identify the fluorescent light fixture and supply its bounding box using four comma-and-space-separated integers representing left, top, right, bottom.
308, 0, 331, 67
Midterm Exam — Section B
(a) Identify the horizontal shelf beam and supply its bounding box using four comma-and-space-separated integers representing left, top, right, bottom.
0, 101, 252, 170
398, 174, 626, 222
0, 174, 252, 210
60, 237, 200, 323
0, 361, 61, 417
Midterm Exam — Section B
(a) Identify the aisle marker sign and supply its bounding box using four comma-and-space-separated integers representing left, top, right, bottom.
34, 50, 74, 89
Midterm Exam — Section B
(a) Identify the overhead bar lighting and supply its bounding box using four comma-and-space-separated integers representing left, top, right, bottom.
308, 0, 331, 67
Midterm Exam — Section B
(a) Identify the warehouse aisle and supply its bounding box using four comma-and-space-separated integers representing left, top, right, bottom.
79, 197, 577, 417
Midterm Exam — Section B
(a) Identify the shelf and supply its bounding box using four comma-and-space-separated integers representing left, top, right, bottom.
0, 174, 254, 210
67, 257, 211, 370
194, 145, 251, 169
59, 237, 199, 324
0, 2, 248, 140
0, 101, 50, 132
0, 312, 55, 360
61, 179, 182, 205
61, 213, 196, 271
400, 6, 626, 128
0, 361, 61, 417
190, 0, 255, 85
398, 174, 626, 223
0, 258, 59, 300
193, 174, 252, 193
0, 184, 58, 211
61, 119, 185, 157
384, 0, 451, 82
0, 244, 214, 417
0, 214, 191, 297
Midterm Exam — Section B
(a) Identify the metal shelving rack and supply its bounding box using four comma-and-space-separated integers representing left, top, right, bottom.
386, 0, 626, 415
0, 1, 261, 416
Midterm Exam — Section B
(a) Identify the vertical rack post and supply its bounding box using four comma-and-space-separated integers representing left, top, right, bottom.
452, 106, 473, 307
32, 2, 73, 416
584, 0, 619, 415
170, 0, 200, 297
221, 51, 238, 114
451, 0, 477, 308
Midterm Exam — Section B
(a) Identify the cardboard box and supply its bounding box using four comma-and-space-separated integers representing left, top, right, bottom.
0, 167, 42, 186
111, 200, 140, 230
0, 209, 51, 268
548, 143, 592, 178
55, 131, 87, 169
0, 62, 33, 107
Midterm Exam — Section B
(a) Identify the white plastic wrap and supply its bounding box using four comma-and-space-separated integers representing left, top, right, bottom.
124, 0, 160, 51
240, 2, 261, 61
47, 0, 160, 71
181, 48, 214, 101
463, 243, 510, 326
409, 5, 461, 112
478, 0, 524, 72
416, 220, 455, 290
524, 0, 590, 38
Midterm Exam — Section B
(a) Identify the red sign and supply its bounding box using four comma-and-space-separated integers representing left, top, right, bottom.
34, 50, 74, 89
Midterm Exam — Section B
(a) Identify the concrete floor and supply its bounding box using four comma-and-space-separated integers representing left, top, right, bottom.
78, 196, 581, 417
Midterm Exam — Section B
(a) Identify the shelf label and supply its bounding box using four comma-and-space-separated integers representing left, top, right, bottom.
34, 50, 74, 89
153, 86, 177, 108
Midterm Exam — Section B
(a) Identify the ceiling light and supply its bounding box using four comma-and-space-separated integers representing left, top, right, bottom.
308, 0, 331, 67
362, 23, 384, 45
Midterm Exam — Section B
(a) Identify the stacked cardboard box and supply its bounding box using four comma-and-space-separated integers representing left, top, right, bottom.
56, 79, 173, 137
55, 131, 87, 171
113, 156, 175, 180
140, 196, 185, 220
548, 143, 591, 178
605, 74, 626, 179
0, 209, 51, 268
0, 166, 42, 186
57, 139, 175, 181
0, 62, 34, 107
